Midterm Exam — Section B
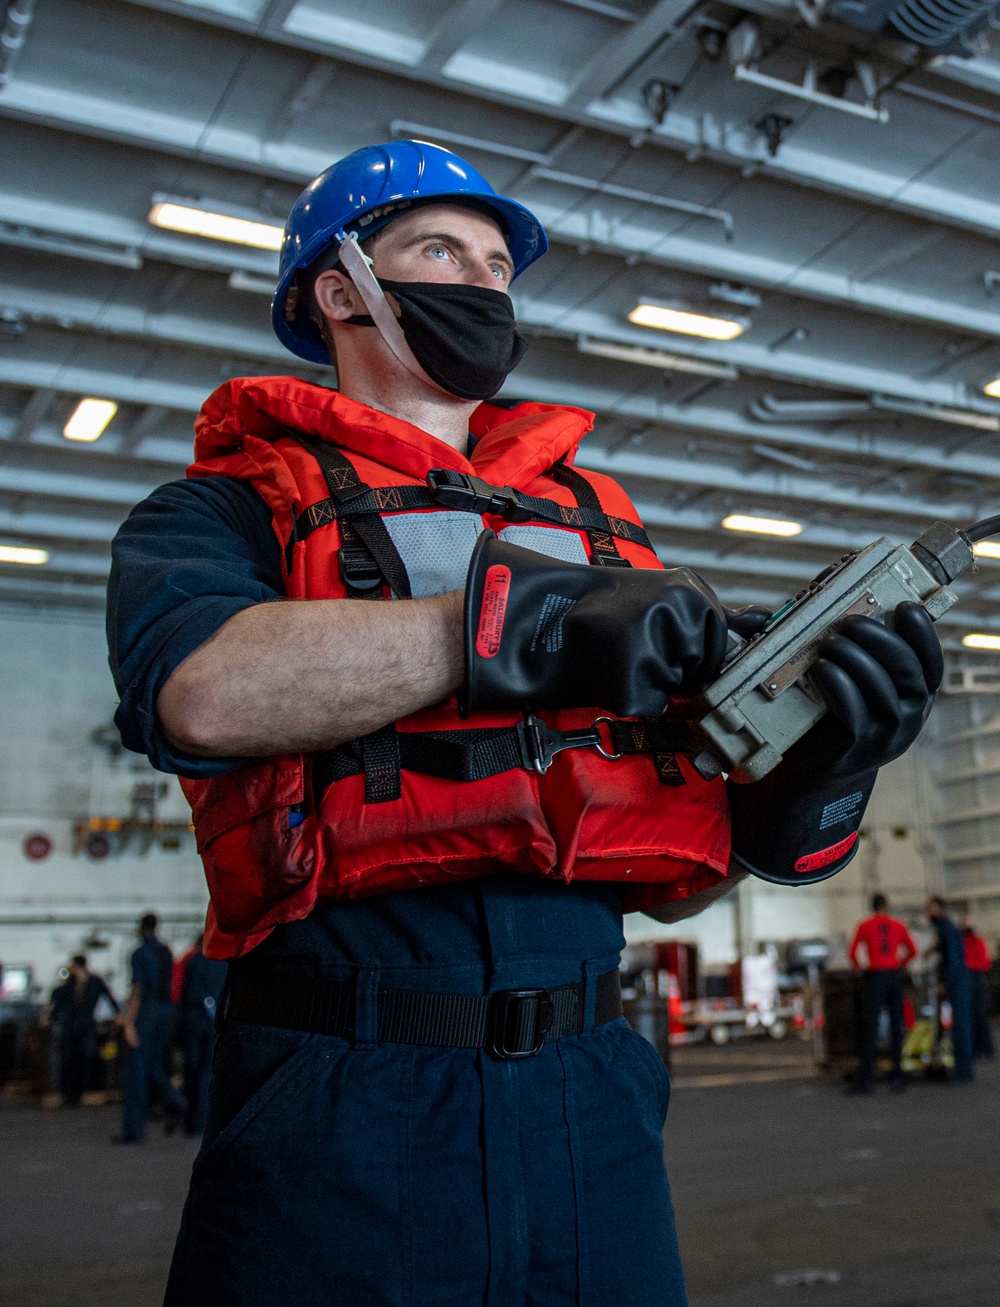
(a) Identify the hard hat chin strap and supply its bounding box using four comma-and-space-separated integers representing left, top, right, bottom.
337, 234, 453, 399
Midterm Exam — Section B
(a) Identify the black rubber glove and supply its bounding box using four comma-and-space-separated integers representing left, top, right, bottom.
728, 601, 943, 885
724, 605, 772, 640
463, 531, 729, 716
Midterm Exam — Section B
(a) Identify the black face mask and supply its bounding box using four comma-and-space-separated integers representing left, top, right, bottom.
348, 280, 528, 401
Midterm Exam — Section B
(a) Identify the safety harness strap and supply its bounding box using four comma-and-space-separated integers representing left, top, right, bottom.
288, 468, 654, 553
287, 432, 413, 600
549, 461, 630, 568
313, 716, 697, 802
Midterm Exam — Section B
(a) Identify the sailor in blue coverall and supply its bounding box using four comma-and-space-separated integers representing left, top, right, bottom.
109, 476, 689, 1305
107, 139, 944, 1306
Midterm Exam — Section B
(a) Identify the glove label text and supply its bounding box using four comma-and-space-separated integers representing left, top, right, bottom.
475, 564, 511, 658
794, 831, 858, 875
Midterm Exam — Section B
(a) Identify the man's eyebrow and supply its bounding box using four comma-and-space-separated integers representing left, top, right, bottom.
402, 230, 514, 269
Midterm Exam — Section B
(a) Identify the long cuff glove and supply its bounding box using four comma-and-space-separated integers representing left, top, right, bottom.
728, 601, 944, 885
463, 530, 729, 716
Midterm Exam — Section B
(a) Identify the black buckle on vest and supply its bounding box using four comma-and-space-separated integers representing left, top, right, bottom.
338, 542, 383, 593
426, 469, 520, 519
517, 714, 619, 775
487, 989, 554, 1060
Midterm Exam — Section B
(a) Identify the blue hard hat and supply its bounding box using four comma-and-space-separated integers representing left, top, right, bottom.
272, 139, 549, 365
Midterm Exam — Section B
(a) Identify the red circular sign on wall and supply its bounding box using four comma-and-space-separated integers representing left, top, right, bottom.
23, 833, 53, 861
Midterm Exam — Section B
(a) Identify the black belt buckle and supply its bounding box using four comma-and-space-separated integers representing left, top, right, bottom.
487, 988, 554, 1060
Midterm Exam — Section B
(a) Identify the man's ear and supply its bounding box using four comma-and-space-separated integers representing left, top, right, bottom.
312, 268, 363, 323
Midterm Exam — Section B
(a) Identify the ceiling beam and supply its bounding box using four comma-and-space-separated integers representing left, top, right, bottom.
0, 395, 967, 524
575, 443, 975, 522
7, 385, 56, 442
0, 457, 160, 506
561, 0, 692, 109
510, 359, 1000, 482
515, 300, 1000, 412
5, 102, 1000, 345
5, 335, 1000, 518
7, 270, 1000, 424
90, 0, 1000, 242
417, 0, 507, 75
0, 355, 208, 410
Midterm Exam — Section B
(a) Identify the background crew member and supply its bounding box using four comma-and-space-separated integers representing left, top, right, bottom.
926, 897, 974, 1082
108, 141, 944, 1306
44, 954, 118, 1106
116, 914, 183, 1143
179, 935, 227, 1136
848, 893, 917, 1093
962, 915, 994, 1060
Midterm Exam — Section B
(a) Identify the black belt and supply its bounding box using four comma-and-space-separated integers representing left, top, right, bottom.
224, 968, 623, 1061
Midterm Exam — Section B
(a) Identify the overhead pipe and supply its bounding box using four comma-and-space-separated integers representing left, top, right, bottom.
527, 167, 735, 238
751, 392, 1000, 430
388, 119, 735, 238
0, 0, 34, 87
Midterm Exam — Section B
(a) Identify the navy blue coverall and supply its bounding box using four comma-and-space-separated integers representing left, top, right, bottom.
933, 915, 974, 1082
49, 972, 118, 1104
122, 935, 184, 1141
180, 948, 227, 1136
108, 476, 687, 1307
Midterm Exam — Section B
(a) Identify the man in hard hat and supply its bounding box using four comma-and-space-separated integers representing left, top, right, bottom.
108, 141, 943, 1306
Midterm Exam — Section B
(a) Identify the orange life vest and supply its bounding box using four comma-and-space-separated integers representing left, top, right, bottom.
182, 377, 731, 959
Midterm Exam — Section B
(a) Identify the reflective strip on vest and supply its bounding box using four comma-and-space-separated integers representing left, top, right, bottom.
378, 513, 592, 598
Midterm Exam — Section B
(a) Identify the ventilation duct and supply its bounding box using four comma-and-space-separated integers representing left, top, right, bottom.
827, 0, 996, 53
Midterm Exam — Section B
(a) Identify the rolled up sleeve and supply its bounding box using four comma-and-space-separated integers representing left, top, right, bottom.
107, 477, 283, 777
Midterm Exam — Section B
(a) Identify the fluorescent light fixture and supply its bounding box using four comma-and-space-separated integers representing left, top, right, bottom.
577, 337, 738, 379
722, 513, 803, 537
0, 545, 49, 565
973, 541, 1000, 559
628, 303, 746, 340
983, 378, 1000, 399
148, 201, 283, 251
962, 633, 1000, 650
63, 398, 118, 442
229, 270, 278, 295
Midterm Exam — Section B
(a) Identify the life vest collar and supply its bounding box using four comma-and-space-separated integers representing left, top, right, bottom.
195, 377, 595, 492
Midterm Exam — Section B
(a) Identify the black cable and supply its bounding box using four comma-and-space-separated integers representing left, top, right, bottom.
963, 515, 1000, 544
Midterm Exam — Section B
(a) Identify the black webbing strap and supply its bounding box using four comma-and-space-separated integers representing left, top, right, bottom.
313, 726, 527, 801
313, 717, 697, 800
224, 966, 622, 1057
360, 723, 403, 804
549, 461, 631, 568
290, 432, 412, 601
425, 468, 655, 552
606, 718, 692, 788
286, 432, 410, 800
288, 469, 654, 554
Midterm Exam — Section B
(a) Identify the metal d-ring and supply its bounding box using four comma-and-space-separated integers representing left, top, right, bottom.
591, 717, 624, 761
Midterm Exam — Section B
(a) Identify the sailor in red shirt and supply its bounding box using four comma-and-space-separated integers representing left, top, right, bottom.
962, 916, 995, 1060
849, 893, 917, 1092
